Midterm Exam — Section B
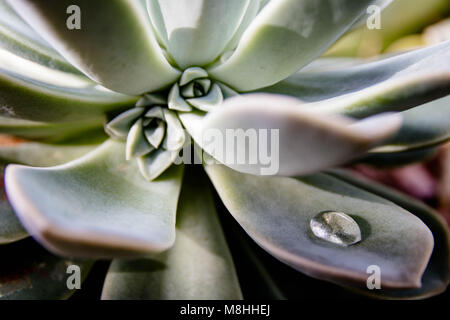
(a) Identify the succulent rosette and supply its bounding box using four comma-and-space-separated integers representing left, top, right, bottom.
0, 0, 449, 299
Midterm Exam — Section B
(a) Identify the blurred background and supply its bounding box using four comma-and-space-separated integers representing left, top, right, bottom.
326, 0, 450, 57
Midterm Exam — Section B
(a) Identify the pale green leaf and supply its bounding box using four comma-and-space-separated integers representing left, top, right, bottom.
144, 121, 165, 149
0, 142, 98, 244
147, 0, 251, 68
221, 0, 261, 54
168, 84, 193, 112
9, 0, 180, 95
329, 169, 450, 299
186, 83, 223, 112
0, 48, 138, 122
4, 140, 183, 258
191, 94, 401, 176
0, 141, 96, 167
162, 109, 185, 151
126, 119, 153, 160
208, 0, 377, 91
102, 168, 242, 299
105, 108, 144, 140
0, 165, 26, 244
0, 116, 105, 143
260, 42, 450, 118
373, 95, 450, 153
137, 148, 177, 181
0, 0, 78, 73
206, 164, 434, 289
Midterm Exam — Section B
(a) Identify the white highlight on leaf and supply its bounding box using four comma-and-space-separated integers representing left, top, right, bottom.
157, 0, 203, 38
0, 48, 92, 88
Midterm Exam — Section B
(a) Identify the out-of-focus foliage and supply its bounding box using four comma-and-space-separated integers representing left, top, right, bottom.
326, 0, 450, 57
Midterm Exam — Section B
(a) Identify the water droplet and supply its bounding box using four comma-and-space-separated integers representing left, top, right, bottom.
310, 211, 361, 246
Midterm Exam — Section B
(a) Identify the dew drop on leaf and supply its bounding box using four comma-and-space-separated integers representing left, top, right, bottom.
310, 211, 362, 246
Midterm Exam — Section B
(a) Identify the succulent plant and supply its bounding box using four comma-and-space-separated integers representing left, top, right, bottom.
0, 0, 449, 300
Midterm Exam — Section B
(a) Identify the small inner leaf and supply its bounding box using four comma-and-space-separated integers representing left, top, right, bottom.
196, 78, 212, 93
168, 84, 193, 112
105, 107, 145, 139
179, 67, 209, 86
162, 109, 186, 151
138, 149, 178, 181
186, 83, 224, 112
145, 120, 166, 149
126, 118, 154, 160
144, 106, 165, 120
180, 82, 196, 98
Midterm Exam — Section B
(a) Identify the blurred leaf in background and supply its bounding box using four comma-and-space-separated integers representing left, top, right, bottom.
326, 0, 450, 57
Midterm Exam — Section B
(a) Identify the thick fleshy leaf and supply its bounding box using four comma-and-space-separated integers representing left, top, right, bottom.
137, 148, 178, 182
219, 202, 370, 299
0, 0, 77, 73
0, 139, 96, 168
221, 183, 448, 300
372, 95, 450, 153
208, 0, 377, 91
0, 238, 93, 299
162, 110, 185, 151
259, 42, 450, 118
4, 140, 184, 258
0, 140, 97, 244
217, 82, 239, 99
179, 66, 209, 86
188, 94, 401, 176
168, 84, 193, 112
136, 93, 167, 108
329, 169, 450, 299
9, 0, 180, 95
105, 108, 144, 140
0, 116, 105, 143
126, 119, 153, 160
144, 106, 165, 120
102, 168, 242, 299
186, 83, 223, 112
206, 164, 434, 289
0, 48, 138, 122
147, 0, 250, 68
144, 121, 165, 149
0, 165, 26, 244
221, 0, 261, 54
